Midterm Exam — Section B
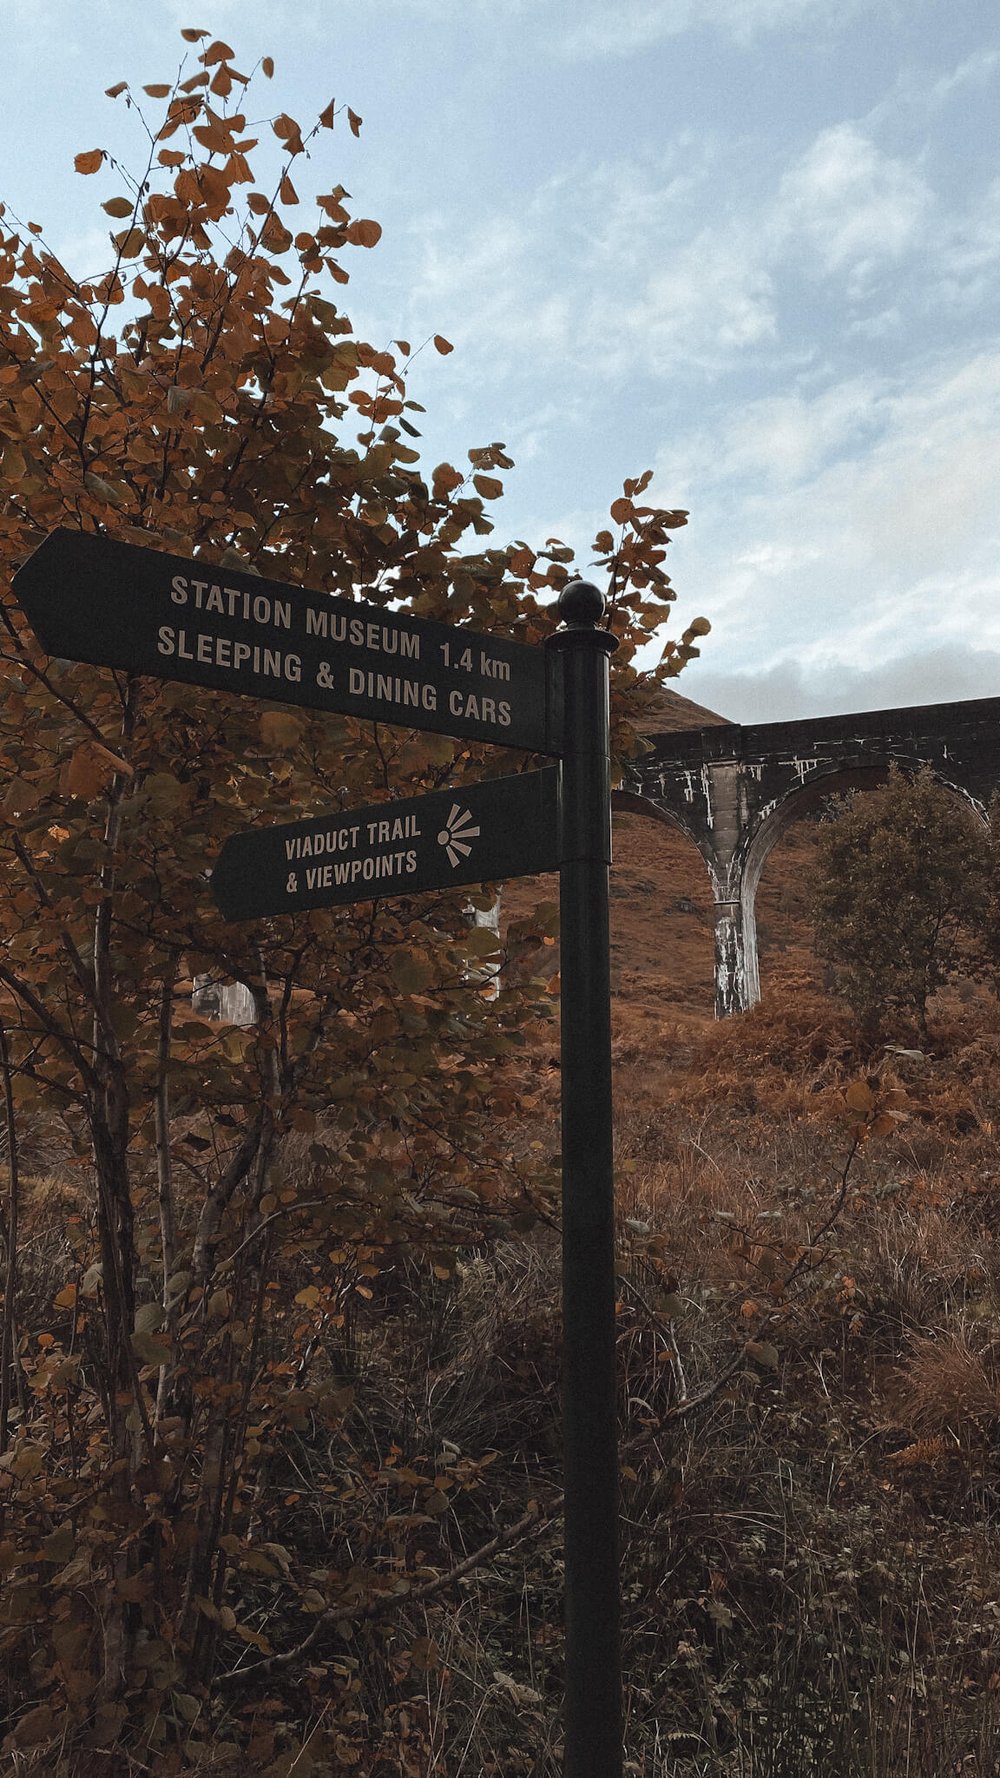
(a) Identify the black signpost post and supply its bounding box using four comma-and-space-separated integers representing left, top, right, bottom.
545, 584, 622, 1778
12, 533, 623, 1778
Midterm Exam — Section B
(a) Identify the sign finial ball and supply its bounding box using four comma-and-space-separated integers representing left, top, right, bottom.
557, 579, 605, 628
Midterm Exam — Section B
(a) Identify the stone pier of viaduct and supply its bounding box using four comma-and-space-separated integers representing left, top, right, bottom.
616, 694, 1000, 1018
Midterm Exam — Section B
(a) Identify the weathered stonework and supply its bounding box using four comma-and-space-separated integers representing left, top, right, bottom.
618, 695, 1000, 1017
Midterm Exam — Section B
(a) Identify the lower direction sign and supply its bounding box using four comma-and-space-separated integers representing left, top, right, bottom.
211, 766, 561, 919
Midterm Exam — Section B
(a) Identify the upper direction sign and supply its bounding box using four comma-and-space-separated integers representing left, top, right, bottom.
12, 529, 559, 755
211, 767, 561, 920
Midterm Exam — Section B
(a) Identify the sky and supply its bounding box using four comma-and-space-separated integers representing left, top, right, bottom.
2, 0, 998, 724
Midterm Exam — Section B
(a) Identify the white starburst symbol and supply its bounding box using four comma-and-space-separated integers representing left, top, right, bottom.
437, 802, 481, 868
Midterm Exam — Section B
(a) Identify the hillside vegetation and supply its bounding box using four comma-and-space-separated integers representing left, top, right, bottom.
4, 793, 999, 1775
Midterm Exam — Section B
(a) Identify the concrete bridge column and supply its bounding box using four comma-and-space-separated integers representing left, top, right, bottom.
711, 885, 758, 1019
697, 758, 758, 1018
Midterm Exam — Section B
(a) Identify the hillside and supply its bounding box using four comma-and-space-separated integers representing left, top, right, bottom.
5, 683, 999, 1778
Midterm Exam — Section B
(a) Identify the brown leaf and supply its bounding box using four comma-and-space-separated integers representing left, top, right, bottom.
433, 334, 454, 355
319, 98, 335, 129
845, 1079, 875, 1114
272, 112, 304, 154
473, 473, 503, 500
74, 149, 104, 175
60, 740, 133, 801
260, 710, 304, 748
745, 1340, 779, 1370
347, 218, 381, 248
13, 1705, 58, 1748
347, 107, 362, 136
114, 226, 145, 258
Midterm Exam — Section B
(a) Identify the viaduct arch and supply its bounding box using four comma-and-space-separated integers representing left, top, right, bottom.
617, 694, 1000, 1018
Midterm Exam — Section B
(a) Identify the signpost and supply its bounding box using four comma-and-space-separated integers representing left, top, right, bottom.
12, 529, 559, 755
13, 531, 622, 1778
211, 768, 561, 920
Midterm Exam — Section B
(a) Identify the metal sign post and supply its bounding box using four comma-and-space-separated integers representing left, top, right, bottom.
546, 582, 622, 1778
13, 534, 624, 1775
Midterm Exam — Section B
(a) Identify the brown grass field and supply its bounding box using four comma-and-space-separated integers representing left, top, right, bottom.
5, 689, 1000, 1776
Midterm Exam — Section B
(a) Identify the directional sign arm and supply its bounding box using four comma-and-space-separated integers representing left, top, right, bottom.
13, 529, 560, 755
211, 767, 562, 920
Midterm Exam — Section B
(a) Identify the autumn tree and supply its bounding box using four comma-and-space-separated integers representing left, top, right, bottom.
0, 29, 703, 1766
811, 764, 989, 1044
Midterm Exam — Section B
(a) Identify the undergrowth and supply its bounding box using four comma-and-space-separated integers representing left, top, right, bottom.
4, 979, 1000, 1774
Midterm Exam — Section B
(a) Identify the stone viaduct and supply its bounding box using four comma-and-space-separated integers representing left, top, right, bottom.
615, 694, 1000, 1018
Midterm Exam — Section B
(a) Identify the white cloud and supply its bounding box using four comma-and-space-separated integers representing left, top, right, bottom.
403, 150, 779, 386
652, 350, 1000, 721
559, 0, 871, 59
930, 45, 1000, 106
775, 124, 931, 292
934, 178, 1000, 311
662, 376, 887, 493
682, 642, 1000, 726
618, 227, 777, 371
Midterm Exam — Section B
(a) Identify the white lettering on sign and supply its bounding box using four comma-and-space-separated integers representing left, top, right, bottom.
367, 814, 421, 846
448, 689, 511, 727
346, 666, 438, 711
284, 825, 361, 860
302, 849, 417, 891
170, 575, 292, 630
157, 626, 302, 684
305, 607, 421, 659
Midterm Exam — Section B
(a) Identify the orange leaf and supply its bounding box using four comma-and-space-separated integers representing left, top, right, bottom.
347, 108, 362, 136
347, 218, 381, 248
105, 81, 128, 99
319, 99, 335, 129
845, 1080, 875, 1115
261, 56, 275, 78
279, 174, 299, 205
114, 227, 145, 259
259, 710, 303, 747
60, 740, 133, 801
432, 462, 464, 498
74, 149, 104, 175
272, 113, 304, 154
433, 334, 453, 355
203, 38, 234, 63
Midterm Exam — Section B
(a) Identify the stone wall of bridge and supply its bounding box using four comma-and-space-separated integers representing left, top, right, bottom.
620, 694, 1000, 1017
